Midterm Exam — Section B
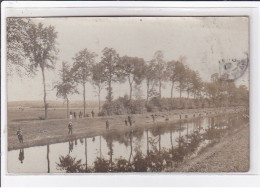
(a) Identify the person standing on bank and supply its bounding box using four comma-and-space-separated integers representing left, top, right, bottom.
70, 111, 73, 120
79, 111, 82, 119
128, 115, 132, 126
17, 128, 23, 143
151, 114, 155, 122
68, 121, 73, 135
106, 120, 110, 130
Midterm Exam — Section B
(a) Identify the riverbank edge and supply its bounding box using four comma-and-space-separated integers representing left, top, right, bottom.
7, 108, 244, 151
8, 116, 196, 151
166, 122, 249, 172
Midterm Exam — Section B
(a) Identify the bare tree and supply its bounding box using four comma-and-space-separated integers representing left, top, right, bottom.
150, 51, 166, 98
166, 60, 178, 99
144, 62, 157, 102
54, 62, 78, 118
22, 22, 59, 119
191, 71, 203, 99
71, 49, 97, 117
185, 67, 194, 98
92, 62, 106, 113
175, 61, 186, 98
100, 47, 120, 103
118, 56, 145, 100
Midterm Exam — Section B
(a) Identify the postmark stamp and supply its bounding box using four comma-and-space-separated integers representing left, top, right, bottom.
219, 54, 249, 81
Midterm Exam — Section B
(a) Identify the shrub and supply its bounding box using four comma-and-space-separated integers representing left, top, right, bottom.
145, 102, 158, 112
127, 99, 146, 114
101, 95, 146, 115
39, 116, 45, 120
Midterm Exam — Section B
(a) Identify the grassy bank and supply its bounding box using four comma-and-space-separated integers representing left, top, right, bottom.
7, 107, 243, 151
167, 120, 249, 172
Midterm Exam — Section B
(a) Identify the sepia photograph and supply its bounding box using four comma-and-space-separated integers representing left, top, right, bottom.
6, 16, 249, 173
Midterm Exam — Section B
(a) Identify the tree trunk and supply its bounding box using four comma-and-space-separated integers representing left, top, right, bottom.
129, 82, 133, 100
66, 97, 69, 118
146, 130, 149, 155
98, 91, 101, 113
107, 79, 112, 103
41, 67, 48, 119
186, 122, 189, 140
159, 79, 162, 98
100, 136, 102, 158
170, 129, 174, 159
171, 81, 174, 99
83, 82, 86, 117
146, 80, 150, 102
159, 133, 161, 153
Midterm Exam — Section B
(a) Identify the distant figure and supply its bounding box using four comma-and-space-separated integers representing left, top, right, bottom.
125, 119, 128, 126
128, 116, 132, 126
92, 137, 95, 142
106, 120, 110, 130
74, 112, 76, 119
91, 110, 95, 118
79, 111, 82, 119
19, 149, 24, 163
17, 128, 23, 143
70, 111, 73, 120
165, 115, 169, 121
68, 121, 73, 135
151, 114, 155, 122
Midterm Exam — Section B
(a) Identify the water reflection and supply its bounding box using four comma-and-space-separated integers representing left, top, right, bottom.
57, 155, 85, 173
19, 149, 24, 164
85, 138, 87, 170
69, 141, 73, 153
9, 113, 247, 173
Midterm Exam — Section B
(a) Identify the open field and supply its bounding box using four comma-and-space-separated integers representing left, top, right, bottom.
7, 106, 245, 150
8, 107, 99, 122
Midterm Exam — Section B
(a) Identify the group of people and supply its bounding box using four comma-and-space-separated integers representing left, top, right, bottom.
124, 115, 133, 126
16, 110, 135, 144
69, 110, 95, 120
67, 110, 96, 135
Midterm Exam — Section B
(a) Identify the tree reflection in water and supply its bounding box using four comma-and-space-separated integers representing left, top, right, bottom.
56, 155, 86, 173
55, 113, 247, 173
69, 140, 73, 153
47, 144, 50, 173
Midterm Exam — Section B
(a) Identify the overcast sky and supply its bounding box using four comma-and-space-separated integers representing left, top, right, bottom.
7, 17, 249, 102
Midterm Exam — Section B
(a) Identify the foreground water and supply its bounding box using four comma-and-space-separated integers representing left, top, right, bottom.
8, 113, 247, 173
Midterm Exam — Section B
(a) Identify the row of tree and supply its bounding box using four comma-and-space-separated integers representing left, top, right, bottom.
55, 47, 204, 117
7, 19, 249, 119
